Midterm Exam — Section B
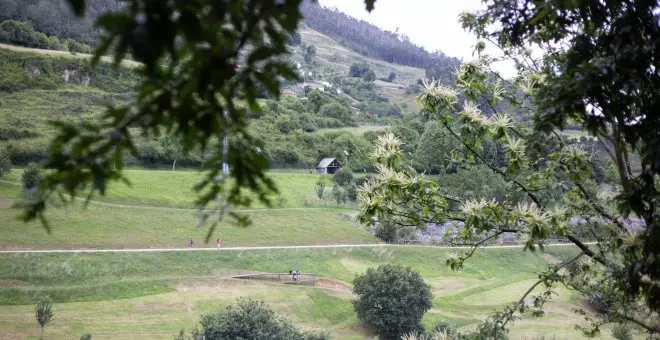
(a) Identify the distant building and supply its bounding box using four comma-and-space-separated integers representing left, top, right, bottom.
316, 158, 343, 174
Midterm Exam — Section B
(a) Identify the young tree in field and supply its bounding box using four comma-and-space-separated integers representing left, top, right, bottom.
314, 177, 326, 200
35, 295, 53, 340
331, 184, 343, 205
160, 135, 184, 171
352, 264, 432, 339
358, 1, 660, 336
0, 147, 11, 179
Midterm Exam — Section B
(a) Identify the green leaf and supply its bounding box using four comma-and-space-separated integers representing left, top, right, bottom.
364, 0, 376, 12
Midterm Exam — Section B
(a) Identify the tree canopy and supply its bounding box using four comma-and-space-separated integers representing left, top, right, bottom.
358, 0, 660, 337
352, 264, 432, 339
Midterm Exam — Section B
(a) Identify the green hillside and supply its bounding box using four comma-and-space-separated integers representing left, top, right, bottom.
0, 246, 623, 339
0, 170, 377, 249
297, 27, 425, 86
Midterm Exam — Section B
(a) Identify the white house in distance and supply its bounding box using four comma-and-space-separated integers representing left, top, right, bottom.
316, 158, 343, 174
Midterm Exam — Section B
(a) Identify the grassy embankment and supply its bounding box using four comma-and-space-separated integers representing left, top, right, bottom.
0, 170, 376, 249
0, 246, 619, 340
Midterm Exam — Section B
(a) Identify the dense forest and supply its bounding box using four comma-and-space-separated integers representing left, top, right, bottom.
300, 1, 461, 72
0, 0, 121, 45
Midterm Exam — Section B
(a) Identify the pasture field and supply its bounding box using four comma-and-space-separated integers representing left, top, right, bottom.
1, 170, 346, 209
0, 171, 375, 249
0, 246, 630, 339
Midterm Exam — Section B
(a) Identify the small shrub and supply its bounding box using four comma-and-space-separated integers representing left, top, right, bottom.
374, 222, 397, 243
79, 334, 92, 340
346, 182, 358, 202
353, 264, 433, 339
22, 163, 42, 192
181, 298, 327, 340
275, 197, 287, 208
331, 184, 343, 204
315, 177, 326, 200
333, 168, 354, 186
0, 147, 11, 178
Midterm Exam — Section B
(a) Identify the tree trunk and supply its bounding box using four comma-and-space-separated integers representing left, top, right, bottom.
40, 326, 43, 340
172, 158, 177, 171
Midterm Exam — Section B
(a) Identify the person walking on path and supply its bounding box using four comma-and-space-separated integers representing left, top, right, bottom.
188, 238, 193, 248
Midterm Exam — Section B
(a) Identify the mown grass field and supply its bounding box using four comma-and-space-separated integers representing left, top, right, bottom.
0, 170, 375, 249
0, 246, 631, 339
1, 169, 347, 209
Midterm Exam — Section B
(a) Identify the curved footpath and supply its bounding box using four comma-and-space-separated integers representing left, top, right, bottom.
0, 242, 586, 253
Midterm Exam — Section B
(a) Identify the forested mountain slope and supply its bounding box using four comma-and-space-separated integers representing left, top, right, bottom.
300, 1, 461, 71
0, 0, 459, 85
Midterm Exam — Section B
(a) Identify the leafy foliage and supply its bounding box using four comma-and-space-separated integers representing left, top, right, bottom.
460, 0, 660, 335
178, 298, 328, 340
357, 1, 660, 336
352, 264, 432, 339
611, 324, 633, 340
413, 121, 458, 174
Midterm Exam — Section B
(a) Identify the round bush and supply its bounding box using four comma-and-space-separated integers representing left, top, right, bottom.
352, 264, 433, 339
332, 168, 354, 186
182, 298, 327, 340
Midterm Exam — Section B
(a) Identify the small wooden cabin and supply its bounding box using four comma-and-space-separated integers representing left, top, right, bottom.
316, 158, 342, 174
